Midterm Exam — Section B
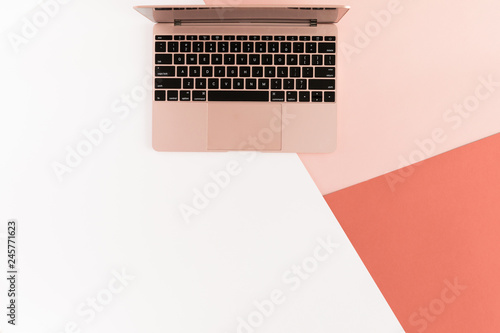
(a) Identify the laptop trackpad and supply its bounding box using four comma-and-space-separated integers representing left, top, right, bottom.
207, 103, 282, 151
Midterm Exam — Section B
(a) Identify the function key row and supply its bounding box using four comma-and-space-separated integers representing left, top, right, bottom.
156, 35, 336, 41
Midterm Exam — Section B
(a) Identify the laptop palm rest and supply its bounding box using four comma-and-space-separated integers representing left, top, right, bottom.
207, 103, 282, 151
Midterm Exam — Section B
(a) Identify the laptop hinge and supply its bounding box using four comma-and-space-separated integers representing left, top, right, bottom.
172, 19, 321, 26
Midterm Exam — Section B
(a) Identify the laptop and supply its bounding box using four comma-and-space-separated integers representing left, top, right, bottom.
134, 5, 349, 152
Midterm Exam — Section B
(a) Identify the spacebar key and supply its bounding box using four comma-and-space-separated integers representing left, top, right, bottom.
208, 91, 269, 101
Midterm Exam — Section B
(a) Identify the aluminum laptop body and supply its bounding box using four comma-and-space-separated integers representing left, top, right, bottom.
135, 5, 349, 152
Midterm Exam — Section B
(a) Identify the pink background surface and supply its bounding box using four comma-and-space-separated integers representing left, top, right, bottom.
324, 132, 500, 333
205, 0, 500, 194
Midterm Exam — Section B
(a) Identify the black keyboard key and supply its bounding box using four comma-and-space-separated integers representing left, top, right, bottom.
281, 42, 292, 53
287, 54, 298, 65
189, 66, 200, 77
315, 67, 335, 78
309, 79, 335, 90
221, 79, 231, 89
174, 35, 185, 40
274, 54, 285, 65
199, 35, 210, 41
293, 42, 304, 53
193, 91, 206, 101
246, 79, 257, 89
196, 78, 206, 89
208, 91, 269, 101
249, 54, 260, 65
180, 42, 191, 52
249, 35, 260, 40
227, 67, 238, 77
155, 66, 175, 76
271, 91, 285, 101
212, 35, 223, 40
243, 42, 254, 53
211, 54, 223, 64
306, 43, 316, 53
318, 42, 336, 53
284, 79, 294, 90
205, 42, 216, 52
325, 36, 336, 41
224, 53, 234, 65
312, 36, 323, 41
302, 67, 313, 77
156, 35, 172, 40
155, 90, 165, 101
312, 91, 322, 102
240, 67, 251, 77
262, 54, 272, 65
183, 78, 194, 89
180, 90, 191, 101
218, 42, 229, 52
202, 66, 213, 77
299, 36, 311, 41
224, 35, 235, 40
287, 91, 297, 102
155, 42, 166, 52
265, 67, 275, 77
262, 36, 273, 41
167, 90, 178, 101
274, 36, 285, 41
199, 54, 210, 64
296, 79, 307, 90
193, 42, 204, 52
208, 78, 219, 89
214, 66, 225, 77
290, 67, 301, 77
186, 54, 197, 64
237, 54, 247, 65
271, 79, 282, 89
155, 54, 172, 64
287, 36, 298, 41
324, 91, 335, 102
255, 42, 266, 53
187, 35, 197, 40
252, 67, 263, 77
268, 42, 279, 53
237, 35, 248, 40
230, 42, 241, 52
167, 42, 178, 52
299, 55, 310, 65
174, 54, 185, 64
233, 79, 244, 89
312, 55, 323, 65
277, 67, 288, 77
325, 55, 335, 65
177, 66, 188, 77
299, 91, 310, 102
258, 79, 269, 89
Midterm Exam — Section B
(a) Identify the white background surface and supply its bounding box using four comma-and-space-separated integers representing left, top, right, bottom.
1, 0, 402, 332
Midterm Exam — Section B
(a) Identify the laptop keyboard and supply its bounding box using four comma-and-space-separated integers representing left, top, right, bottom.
154, 35, 336, 102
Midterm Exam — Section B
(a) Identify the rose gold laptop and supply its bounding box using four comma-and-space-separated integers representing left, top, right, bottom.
134, 5, 349, 152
